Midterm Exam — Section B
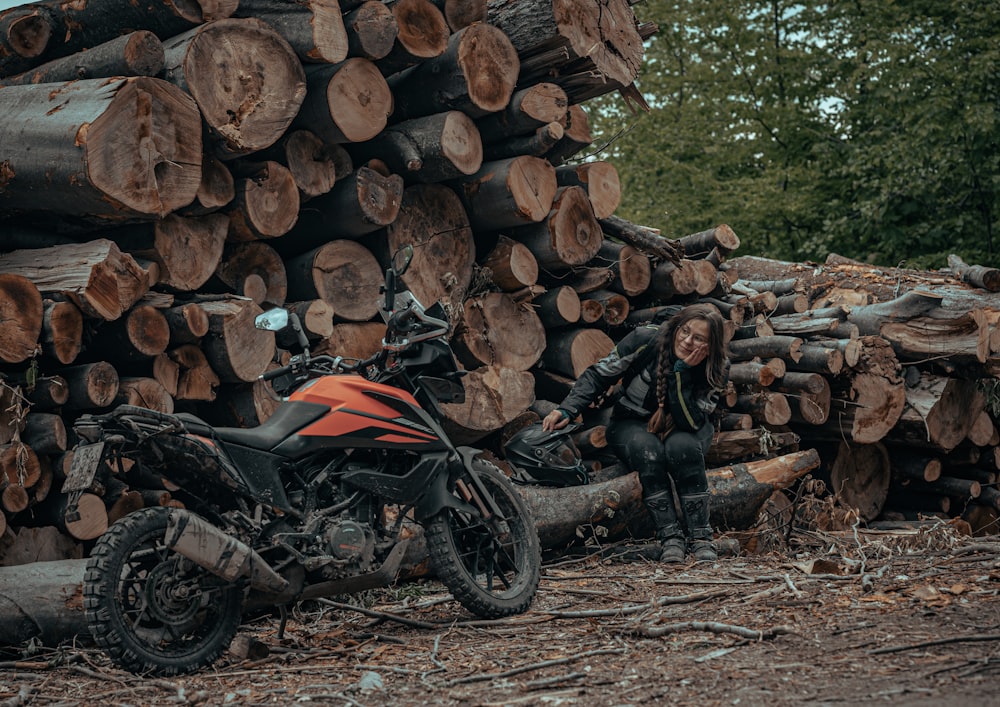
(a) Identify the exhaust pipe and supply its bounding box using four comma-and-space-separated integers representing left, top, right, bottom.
164, 509, 289, 594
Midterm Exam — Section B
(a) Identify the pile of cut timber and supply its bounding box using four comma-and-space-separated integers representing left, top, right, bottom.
0, 0, 994, 567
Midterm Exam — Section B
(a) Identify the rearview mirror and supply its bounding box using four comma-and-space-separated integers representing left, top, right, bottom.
255, 308, 289, 332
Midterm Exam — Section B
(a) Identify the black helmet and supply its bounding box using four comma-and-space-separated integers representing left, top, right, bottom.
504, 423, 588, 487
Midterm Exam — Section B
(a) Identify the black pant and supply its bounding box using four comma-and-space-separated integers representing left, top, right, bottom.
606, 417, 713, 497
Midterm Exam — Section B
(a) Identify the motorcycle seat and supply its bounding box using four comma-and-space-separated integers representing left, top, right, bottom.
176, 402, 331, 451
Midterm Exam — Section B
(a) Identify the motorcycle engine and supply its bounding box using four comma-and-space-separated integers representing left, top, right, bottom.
323, 519, 375, 569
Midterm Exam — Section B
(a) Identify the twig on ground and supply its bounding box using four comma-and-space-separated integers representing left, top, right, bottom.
317, 598, 441, 630
869, 634, 1000, 655
543, 588, 730, 619
448, 647, 627, 685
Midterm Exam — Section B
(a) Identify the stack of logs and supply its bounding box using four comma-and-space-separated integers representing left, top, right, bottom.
0, 0, 995, 565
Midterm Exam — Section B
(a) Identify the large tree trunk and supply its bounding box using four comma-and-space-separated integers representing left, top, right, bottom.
452, 292, 546, 371
516, 449, 821, 548
453, 155, 557, 230
384, 183, 475, 312
0, 77, 202, 219
285, 240, 383, 322
440, 366, 535, 445
161, 18, 306, 159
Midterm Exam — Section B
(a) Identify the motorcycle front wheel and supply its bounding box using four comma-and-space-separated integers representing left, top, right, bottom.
83, 507, 243, 676
425, 459, 541, 617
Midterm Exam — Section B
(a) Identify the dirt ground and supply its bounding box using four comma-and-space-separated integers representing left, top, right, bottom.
2, 518, 999, 707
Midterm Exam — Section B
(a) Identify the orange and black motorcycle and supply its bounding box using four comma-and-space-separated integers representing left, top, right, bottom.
64, 246, 541, 676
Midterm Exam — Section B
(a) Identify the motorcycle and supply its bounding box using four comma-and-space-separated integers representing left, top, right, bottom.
63, 245, 541, 676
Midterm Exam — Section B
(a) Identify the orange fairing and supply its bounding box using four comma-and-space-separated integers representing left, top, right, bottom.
288, 375, 439, 444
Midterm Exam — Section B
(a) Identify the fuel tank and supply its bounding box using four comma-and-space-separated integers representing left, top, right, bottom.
271, 374, 447, 457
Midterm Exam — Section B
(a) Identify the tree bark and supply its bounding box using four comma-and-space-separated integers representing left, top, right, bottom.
235, 0, 348, 65
376, 0, 449, 75
600, 215, 682, 263
285, 239, 383, 322
343, 1, 398, 61
0, 77, 202, 219
226, 161, 302, 241
254, 130, 340, 201
113, 213, 228, 293
676, 224, 742, 259
90, 304, 170, 360
477, 82, 568, 144
212, 242, 288, 308
161, 18, 306, 158
540, 327, 614, 378
511, 186, 602, 271
169, 345, 220, 402
287, 163, 404, 249
544, 103, 592, 165
429, 0, 487, 31
163, 303, 209, 346
1, 30, 164, 85
887, 373, 986, 453
532, 285, 581, 328
481, 235, 539, 291
947, 253, 1000, 292
829, 441, 891, 521
387, 23, 520, 121
59, 362, 119, 411
298, 58, 393, 144
482, 121, 564, 161
113, 377, 174, 414
486, 0, 643, 87
453, 155, 557, 231
349, 110, 483, 183
555, 161, 620, 219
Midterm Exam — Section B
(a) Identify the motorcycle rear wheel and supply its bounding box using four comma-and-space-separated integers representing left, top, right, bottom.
425, 459, 540, 617
83, 507, 243, 676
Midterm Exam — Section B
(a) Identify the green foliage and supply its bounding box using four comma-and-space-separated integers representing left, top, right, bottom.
588, 1, 1000, 268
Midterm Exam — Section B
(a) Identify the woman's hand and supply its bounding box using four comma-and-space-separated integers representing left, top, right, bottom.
541, 408, 570, 432
679, 342, 708, 367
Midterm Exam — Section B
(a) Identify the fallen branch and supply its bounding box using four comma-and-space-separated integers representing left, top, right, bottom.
632, 620, 795, 640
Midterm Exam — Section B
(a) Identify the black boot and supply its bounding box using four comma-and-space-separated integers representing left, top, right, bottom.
681, 492, 717, 562
644, 490, 685, 563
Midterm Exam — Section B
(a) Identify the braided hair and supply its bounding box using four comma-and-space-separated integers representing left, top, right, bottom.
647, 304, 727, 436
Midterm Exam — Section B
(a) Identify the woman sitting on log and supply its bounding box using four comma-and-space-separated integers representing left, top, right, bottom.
542, 304, 729, 562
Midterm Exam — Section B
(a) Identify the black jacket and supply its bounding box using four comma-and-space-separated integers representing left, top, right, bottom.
557, 322, 727, 432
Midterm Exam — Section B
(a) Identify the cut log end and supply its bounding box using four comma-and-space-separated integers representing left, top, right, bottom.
87, 77, 203, 216
457, 23, 520, 114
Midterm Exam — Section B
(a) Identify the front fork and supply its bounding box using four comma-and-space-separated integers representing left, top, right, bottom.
413, 447, 505, 523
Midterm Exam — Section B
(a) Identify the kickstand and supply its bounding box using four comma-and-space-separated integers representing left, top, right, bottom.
277, 605, 289, 640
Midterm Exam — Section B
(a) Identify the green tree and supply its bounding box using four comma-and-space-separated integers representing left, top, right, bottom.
589, 1, 1000, 267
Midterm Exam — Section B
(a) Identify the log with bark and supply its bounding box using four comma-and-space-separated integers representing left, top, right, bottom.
0, 77, 202, 220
